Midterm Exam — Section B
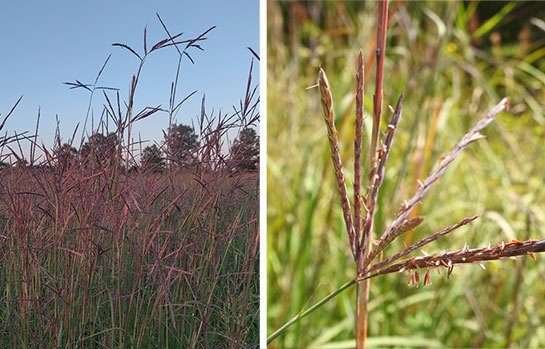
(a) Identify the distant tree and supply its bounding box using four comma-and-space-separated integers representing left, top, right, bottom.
53, 143, 78, 168
230, 127, 259, 171
0, 161, 8, 170
14, 158, 28, 168
165, 124, 198, 168
81, 132, 119, 165
141, 144, 165, 173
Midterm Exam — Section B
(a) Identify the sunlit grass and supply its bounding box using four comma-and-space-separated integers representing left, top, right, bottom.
267, 1, 545, 347
0, 167, 258, 348
0, 17, 259, 348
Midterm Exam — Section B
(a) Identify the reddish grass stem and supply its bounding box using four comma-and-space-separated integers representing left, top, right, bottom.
357, 2, 389, 347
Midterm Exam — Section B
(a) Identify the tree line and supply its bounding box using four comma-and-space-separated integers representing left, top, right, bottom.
31, 123, 258, 173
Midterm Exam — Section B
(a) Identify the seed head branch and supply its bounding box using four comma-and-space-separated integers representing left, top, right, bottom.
375, 98, 510, 258
319, 68, 357, 260
360, 238, 545, 280
365, 215, 425, 266
269, 238, 545, 343
369, 0, 389, 173
354, 50, 365, 260
362, 215, 478, 277
359, 92, 403, 271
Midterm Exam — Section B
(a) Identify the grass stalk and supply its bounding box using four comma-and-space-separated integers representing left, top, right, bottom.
267, 278, 358, 345
356, 1, 389, 347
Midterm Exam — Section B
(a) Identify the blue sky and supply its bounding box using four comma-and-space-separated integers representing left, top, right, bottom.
0, 1, 259, 158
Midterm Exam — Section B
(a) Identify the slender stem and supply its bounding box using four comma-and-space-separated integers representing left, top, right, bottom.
267, 278, 358, 345
356, 265, 370, 348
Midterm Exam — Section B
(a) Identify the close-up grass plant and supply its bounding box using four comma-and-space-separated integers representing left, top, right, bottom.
267, 1, 545, 348
0, 16, 259, 348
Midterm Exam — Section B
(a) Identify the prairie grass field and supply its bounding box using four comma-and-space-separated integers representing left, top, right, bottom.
0, 18, 260, 348
267, 1, 545, 348
0, 165, 258, 348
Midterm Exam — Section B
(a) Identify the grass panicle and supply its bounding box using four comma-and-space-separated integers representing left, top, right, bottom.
371, 97, 510, 271
268, 1, 544, 347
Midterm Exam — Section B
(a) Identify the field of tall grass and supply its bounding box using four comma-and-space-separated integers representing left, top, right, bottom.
267, 1, 545, 348
0, 19, 259, 348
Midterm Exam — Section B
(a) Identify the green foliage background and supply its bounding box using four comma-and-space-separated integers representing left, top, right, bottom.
267, 1, 545, 348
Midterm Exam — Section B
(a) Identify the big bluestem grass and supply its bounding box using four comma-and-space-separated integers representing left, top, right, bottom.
268, 1, 545, 347
0, 17, 259, 348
